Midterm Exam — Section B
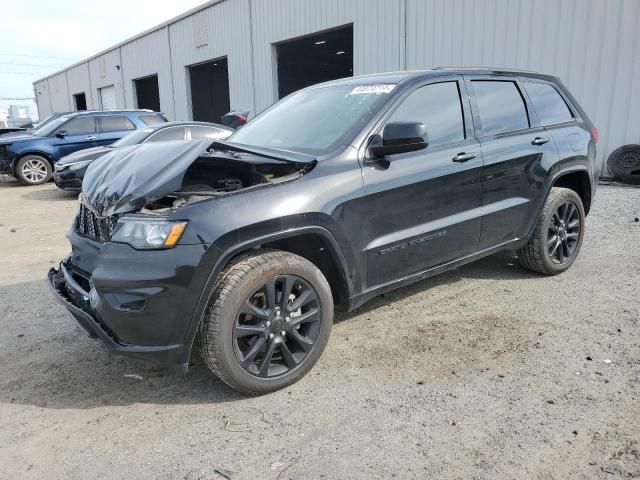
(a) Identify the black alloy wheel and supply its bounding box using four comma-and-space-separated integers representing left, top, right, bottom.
547, 201, 581, 264
233, 274, 321, 378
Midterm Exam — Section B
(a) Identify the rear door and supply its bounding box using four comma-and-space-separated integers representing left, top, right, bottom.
465, 76, 559, 249
51, 115, 98, 158
96, 115, 136, 146
362, 77, 483, 287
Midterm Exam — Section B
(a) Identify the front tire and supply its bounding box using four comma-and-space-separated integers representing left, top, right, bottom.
517, 187, 586, 275
198, 250, 334, 395
15, 155, 52, 185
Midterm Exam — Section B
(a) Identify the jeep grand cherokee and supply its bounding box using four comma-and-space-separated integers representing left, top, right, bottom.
49, 68, 598, 394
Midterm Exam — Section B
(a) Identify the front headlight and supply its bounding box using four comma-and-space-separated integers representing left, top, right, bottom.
57, 159, 91, 171
111, 217, 187, 249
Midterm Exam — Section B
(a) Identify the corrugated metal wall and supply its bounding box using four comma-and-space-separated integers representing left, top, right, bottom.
168, 0, 254, 120
404, 0, 640, 171
249, 0, 403, 111
121, 28, 175, 119
34, 0, 640, 171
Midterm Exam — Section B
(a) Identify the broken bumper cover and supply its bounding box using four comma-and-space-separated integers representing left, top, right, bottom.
48, 263, 188, 369
47, 231, 215, 370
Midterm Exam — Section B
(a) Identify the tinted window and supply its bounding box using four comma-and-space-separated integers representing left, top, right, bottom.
472, 81, 529, 135
100, 115, 135, 132
59, 116, 96, 135
230, 84, 394, 155
147, 126, 185, 142
387, 81, 465, 146
139, 114, 167, 126
523, 81, 574, 126
112, 128, 155, 147
190, 125, 229, 140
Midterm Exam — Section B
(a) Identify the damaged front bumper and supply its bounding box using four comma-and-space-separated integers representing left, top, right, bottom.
48, 230, 215, 371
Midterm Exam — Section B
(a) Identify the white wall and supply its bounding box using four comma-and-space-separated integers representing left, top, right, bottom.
168, 0, 254, 120
121, 27, 176, 118
88, 49, 125, 110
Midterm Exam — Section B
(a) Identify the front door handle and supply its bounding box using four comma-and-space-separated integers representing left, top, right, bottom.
452, 152, 477, 162
531, 136, 550, 145
85, 135, 96, 141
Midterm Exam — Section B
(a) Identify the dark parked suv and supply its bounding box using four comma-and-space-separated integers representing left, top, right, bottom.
0, 110, 166, 185
49, 68, 598, 394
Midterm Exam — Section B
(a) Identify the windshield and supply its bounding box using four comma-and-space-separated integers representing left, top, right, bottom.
229, 84, 396, 155
111, 127, 155, 147
33, 115, 73, 137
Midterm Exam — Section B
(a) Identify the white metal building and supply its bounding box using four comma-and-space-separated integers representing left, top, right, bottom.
34, 0, 640, 173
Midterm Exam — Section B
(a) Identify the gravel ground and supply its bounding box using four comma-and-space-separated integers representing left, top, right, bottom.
0, 178, 638, 480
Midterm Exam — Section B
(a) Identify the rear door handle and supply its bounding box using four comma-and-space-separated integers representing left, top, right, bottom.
85, 135, 96, 141
452, 152, 477, 162
531, 136, 550, 145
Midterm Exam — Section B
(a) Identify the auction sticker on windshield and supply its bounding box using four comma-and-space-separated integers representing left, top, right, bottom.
350, 84, 395, 95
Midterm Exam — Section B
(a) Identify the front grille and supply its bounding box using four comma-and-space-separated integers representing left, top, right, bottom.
76, 204, 118, 242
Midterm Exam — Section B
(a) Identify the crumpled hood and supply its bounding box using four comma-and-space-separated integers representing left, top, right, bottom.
82, 140, 211, 217
57, 146, 112, 165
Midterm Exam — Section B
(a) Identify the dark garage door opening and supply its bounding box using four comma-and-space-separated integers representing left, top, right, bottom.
73, 93, 87, 111
189, 58, 230, 123
276, 25, 353, 99
134, 75, 161, 112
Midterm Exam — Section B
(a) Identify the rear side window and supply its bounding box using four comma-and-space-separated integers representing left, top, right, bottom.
387, 81, 465, 146
99, 115, 135, 132
147, 126, 185, 142
59, 116, 96, 135
139, 114, 167, 126
523, 81, 574, 126
190, 125, 228, 140
471, 80, 529, 135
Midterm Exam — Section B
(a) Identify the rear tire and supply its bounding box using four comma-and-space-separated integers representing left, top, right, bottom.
517, 187, 585, 275
198, 250, 333, 395
15, 155, 52, 185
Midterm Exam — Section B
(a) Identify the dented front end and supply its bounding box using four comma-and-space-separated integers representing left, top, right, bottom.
48, 139, 316, 369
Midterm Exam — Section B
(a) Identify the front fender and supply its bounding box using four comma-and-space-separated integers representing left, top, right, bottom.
180, 224, 354, 365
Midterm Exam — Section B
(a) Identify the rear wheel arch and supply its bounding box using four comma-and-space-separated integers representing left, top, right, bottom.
551, 169, 592, 214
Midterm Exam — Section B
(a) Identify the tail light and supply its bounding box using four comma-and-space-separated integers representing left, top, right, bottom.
591, 127, 599, 143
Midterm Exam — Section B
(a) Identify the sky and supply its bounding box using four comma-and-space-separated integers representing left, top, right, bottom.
0, 0, 208, 120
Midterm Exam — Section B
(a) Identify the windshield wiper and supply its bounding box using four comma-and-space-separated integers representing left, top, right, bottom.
211, 140, 316, 164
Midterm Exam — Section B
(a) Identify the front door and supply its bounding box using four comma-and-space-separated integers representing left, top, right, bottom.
51, 115, 98, 158
362, 79, 484, 287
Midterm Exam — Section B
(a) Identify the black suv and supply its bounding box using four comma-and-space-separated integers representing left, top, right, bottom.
49, 69, 598, 394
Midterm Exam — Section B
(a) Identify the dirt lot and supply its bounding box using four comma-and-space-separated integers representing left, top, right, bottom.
0, 177, 638, 480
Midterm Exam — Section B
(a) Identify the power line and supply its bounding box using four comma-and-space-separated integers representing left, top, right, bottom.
0, 61, 67, 67
0, 72, 51, 76
0, 53, 80, 61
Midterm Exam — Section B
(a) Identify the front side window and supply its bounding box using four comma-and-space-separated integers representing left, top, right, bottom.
386, 81, 465, 146
522, 81, 574, 126
100, 115, 135, 132
229, 84, 395, 155
471, 80, 529, 135
59, 116, 96, 135
147, 126, 185, 142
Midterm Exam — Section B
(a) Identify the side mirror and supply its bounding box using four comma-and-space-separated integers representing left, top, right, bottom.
55, 130, 68, 138
368, 121, 428, 158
